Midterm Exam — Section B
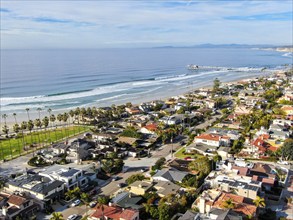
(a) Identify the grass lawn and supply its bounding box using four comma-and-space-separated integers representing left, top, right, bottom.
0, 126, 90, 160
174, 146, 201, 159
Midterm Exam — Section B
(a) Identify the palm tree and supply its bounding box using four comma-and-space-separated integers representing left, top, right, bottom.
49, 113, 57, 142
62, 112, 69, 137
57, 114, 63, 138
2, 114, 12, 159
25, 108, 34, 144
222, 198, 236, 209
13, 123, 21, 156
75, 107, 81, 133
34, 119, 42, 148
50, 212, 64, 220
12, 113, 22, 155
253, 196, 265, 208
42, 116, 50, 146
20, 121, 27, 151
47, 108, 53, 142
81, 192, 90, 217
27, 120, 35, 154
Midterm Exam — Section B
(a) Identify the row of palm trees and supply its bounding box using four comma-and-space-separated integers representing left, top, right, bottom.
0, 107, 81, 160
0, 104, 136, 160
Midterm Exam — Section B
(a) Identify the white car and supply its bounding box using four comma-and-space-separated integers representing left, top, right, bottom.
278, 161, 288, 165
67, 214, 78, 220
71, 199, 81, 207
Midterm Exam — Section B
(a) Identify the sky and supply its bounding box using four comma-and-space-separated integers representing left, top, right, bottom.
0, 0, 292, 49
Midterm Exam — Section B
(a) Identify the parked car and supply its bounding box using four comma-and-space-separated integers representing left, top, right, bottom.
112, 176, 119, 181
67, 214, 78, 220
140, 168, 148, 172
71, 199, 81, 207
117, 183, 126, 188
89, 201, 97, 208
278, 160, 289, 165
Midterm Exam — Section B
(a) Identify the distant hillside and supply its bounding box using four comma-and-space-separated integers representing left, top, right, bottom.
153, 44, 273, 49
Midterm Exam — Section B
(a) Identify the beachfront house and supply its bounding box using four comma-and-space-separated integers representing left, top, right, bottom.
5, 174, 64, 209
39, 164, 90, 191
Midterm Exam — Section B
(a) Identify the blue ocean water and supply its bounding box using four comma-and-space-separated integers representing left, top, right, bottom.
0, 48, 292, 117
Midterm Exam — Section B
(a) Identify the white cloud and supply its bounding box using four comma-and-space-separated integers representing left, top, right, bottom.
1, 1, 292, 48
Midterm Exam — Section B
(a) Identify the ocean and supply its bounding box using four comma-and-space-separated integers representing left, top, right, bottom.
0, 47, 292, 123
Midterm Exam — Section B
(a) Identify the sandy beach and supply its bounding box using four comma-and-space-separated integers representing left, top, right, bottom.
0, 69, 274, 131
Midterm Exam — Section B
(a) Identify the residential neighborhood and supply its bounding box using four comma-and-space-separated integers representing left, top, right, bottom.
0, 69, 293, 220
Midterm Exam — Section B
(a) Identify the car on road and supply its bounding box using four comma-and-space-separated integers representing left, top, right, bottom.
67, 214, 78, 220
71, 199, 81, 207
184, 157, 191, 160
140, 168, 148, 172
112, 176, 119, 181
117, 183, 126, 188
89, 201, 97, 208
277, 160, 289, 165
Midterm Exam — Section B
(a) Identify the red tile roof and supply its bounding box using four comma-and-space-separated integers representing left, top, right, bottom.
90, 205, 138, 220
144, 123, 158, 131
7, 195, 28, 207
195, 133, 230, 142
262, 178, 275, 186
214, 192, 257, 216
120, 209, 138, 219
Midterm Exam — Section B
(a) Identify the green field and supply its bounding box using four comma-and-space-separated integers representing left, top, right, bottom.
0, 126, 90, 160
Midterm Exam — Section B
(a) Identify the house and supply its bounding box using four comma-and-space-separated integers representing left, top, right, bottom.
194, 133, 231, 147
125, 107, 141, 115
281, 105, 293, 116
129, 181, 153, 196
5, 174, 64, 209
111, 192, 143, 210
268, 124, 290, 140
153, 181, 181, 197
177, 210, 199, 220
139, 124, 158, 135
68, 139, 94, 160
217, 178, 260, 200
234, 105, 252, 115
0, 193, 40, 220
208, 208, 242, 220
168, 159, 192, 172
139, 103, 153, 113
116, 137, 138, 146
152, 168, 188, 183
89, 205, 139, 220
159, 115, 182, 125
39, 164, 89, 190
212, 192, 257, 217
207, 128, 240, 140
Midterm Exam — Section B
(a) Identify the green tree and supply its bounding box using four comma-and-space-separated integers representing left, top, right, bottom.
212, 78, 221, 95
101, 159, 114, 174
50, 212, 64, 220
253, 196, 265, 208
281, 139, 293, 160
2, 114, 12, 159
49, 113, 58, 141
222, 198, 236, 209
81, 192, 90, 217
159, 203, 171, 220
34, 119, 42, 147
126, 174, 146, 185
188, 157, 211, 175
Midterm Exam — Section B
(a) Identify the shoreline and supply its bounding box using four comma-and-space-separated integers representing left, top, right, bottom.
0, 69, 276, 131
